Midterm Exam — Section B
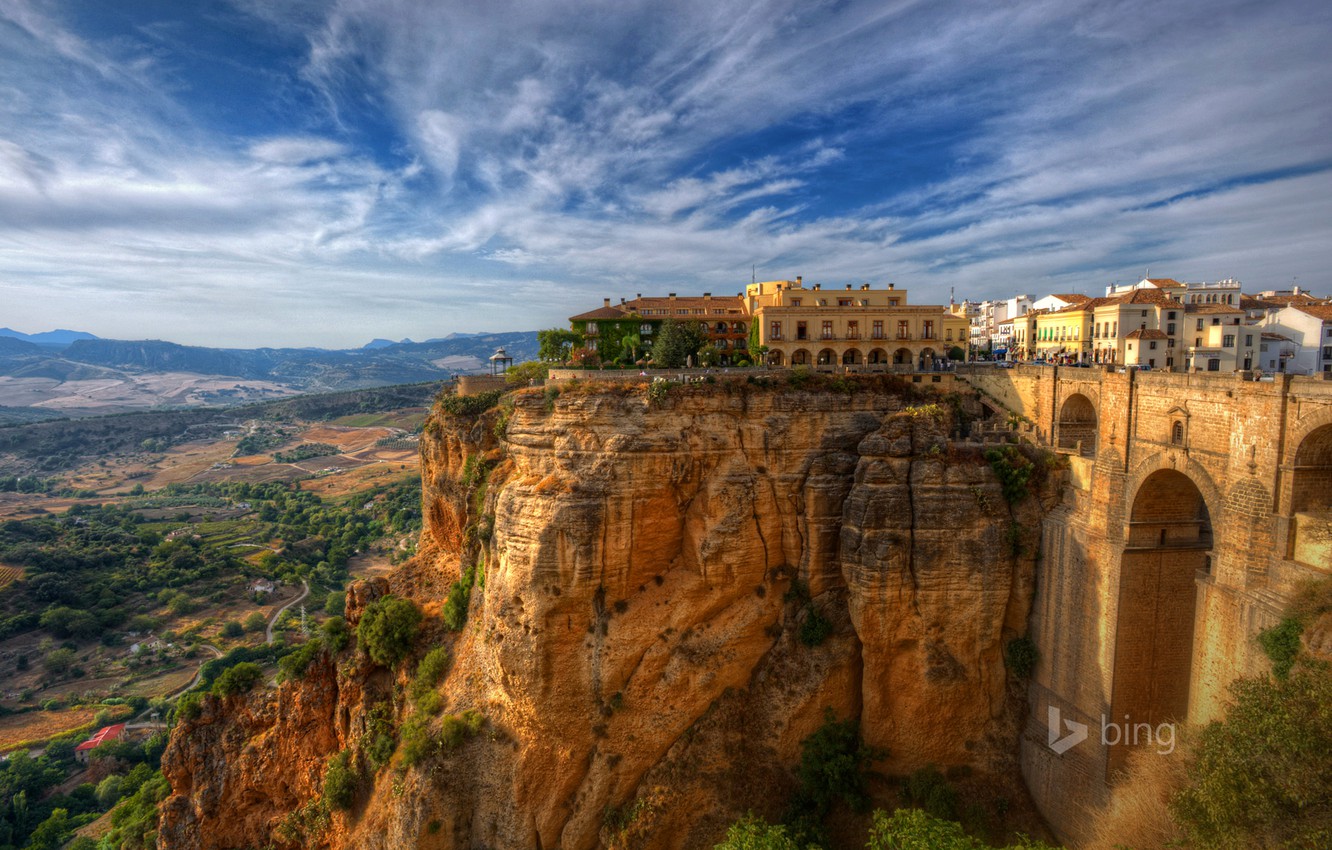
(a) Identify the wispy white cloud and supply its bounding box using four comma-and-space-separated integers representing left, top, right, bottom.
0, 0, 1329, 347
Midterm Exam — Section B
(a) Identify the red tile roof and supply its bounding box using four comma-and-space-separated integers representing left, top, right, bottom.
1126, 329, 1169, 340
75, 723, 127, 752
568, 305, 631, 321
1185, 303, 1243, 315
1144, 278, 1185, 288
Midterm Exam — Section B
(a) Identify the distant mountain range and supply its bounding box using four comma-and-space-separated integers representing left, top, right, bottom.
0, 330, 538, 420
0, 327, 100, 347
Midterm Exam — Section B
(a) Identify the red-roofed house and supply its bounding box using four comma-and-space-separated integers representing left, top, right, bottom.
74, 723, 126, 764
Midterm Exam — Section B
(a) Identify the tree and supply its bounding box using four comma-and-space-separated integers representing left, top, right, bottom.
505, 360, 550, 384
324, 591, 346, 618
650, 320, 706, 368
243, 611, 267, 633
714, 814, 803, 850
220, 620, 244, 638
356, 596, 422, 666
43, 647, 77, 675
537, 328, 582, 363
210, 661, 263, 697
1172, 666, 1332, 849
619, 333, 644, 365
865, 808, 1055, 849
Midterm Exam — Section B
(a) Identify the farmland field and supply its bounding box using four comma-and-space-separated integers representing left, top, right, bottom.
0, 704, 133, 752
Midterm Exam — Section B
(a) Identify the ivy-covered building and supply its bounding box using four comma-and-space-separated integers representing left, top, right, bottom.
569, 293, 749, 365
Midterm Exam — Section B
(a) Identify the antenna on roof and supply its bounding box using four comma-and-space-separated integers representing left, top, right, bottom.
752, 264, 756, 285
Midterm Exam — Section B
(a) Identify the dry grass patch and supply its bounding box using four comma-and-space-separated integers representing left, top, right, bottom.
1086, 746, 1189, 850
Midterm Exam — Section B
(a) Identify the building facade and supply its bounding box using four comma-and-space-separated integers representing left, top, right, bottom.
745, 278, 967, 369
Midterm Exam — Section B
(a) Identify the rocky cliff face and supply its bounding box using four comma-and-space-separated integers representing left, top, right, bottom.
158, 379, 1055, 850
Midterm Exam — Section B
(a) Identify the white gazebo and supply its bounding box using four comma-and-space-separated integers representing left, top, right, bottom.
489, 346, 513, 376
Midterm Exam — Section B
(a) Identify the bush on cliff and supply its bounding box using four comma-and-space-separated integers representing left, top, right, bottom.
323, 750, 358, 811
438, 389, 505, 416
210, 661, 263, 697
1171, 666, 1332, 849
714, 814, 803, 849
357, 595, 422, 667
865, 808, 1055, 849
785, 709, 884, 844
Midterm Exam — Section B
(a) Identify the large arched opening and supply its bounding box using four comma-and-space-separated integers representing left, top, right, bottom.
1290, 424, 1332, 565
893, 347, 912, 365
817, 348, 835, 366
868, 348, 888, 365
842, 348, 862, 366
1058, 393, 1098, 457
791, 349, 810, 366
1109, 469, 1212, 774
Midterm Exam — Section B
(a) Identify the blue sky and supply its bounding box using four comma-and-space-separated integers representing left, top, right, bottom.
1, 0, 1330, 347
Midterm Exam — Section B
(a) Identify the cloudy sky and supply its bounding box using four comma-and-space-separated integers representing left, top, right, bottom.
1, 0, 1329, 348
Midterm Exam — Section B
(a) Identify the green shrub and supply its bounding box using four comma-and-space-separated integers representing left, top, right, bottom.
210, 661, 264, 697
411, 647, 451, 708
363, 704, 396, 771
785, 708, 884, 844
357, 596, 422, 667
243, 611, 267, 633
399, 716, 434, 767
866, 807, 1056, 849
323, 750, 357, 811
322, 615, 350, 652
220, 620, 244, 638
1005, 636, 1038, 679
1257, 617, 1303, 680
278, 638, 323, 681
714, 814, 802, 849
902, 765, 957, 821
984, 446, 1035, 504
442, 568, 477, 632
1172, 666, 1332, 849
175, 692, 203, 721
439, 389, 505, 416
798, 604, 832, 647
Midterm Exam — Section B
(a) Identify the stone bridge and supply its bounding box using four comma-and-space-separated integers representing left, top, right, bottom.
955, 364, 1332, 844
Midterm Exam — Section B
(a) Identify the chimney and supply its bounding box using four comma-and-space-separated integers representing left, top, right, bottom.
703, 292, 711, 299
603, 298, 610, 308
636, 293, 642, 299
620, 297, 626, 304
861, 283, 870, 290
813, 283, 821, 291
888, 283, 895, 290
845, 284, 852, 290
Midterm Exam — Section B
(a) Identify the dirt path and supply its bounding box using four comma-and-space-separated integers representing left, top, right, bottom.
163, 643, 223, 702
267, 579, 310, 644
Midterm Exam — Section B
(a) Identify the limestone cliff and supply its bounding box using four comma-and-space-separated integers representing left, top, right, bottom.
158, 378, 1056, 850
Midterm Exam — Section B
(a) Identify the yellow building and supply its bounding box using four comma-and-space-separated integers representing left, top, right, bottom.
746, 278, 968, 369
1032, 299, 1101, 363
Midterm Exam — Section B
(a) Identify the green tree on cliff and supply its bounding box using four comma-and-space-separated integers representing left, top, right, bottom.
357, 595, 422, 666
650, 320, 706, 368
537, 328, 581, 362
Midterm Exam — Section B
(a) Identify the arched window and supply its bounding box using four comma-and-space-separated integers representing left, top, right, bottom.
1171, 421, 1184, 445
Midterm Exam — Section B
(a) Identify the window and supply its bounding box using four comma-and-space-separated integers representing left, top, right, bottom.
898, 320, 910, 339
585, 322, 598, 334
1112, 322, 1118, 336
1223, 335, 1235, 347
1150, 341, 1158, 350
791, 299, 802, 307
946, 328, 953, 341
1195, 337, 1202, 347
847, 320, 860, 339
797, 321, 808, 340
888, 299, 899, 306
1207, 358, 1220, 371
1168, 311, 1177, 320
1167, 339, 1175, 348
1167, 323, 1175, 334
1323, 346, 1332, 360
1197, 319, 1205, 330
770, 321, 782, 340
821, 320, 833, 340
923, 320, 935, 339
641, 324, 653, 334
838, 299, 853, 307
1141, 310, 1148, 317
872, 320, 884, 339
1171, 421, 1184, 445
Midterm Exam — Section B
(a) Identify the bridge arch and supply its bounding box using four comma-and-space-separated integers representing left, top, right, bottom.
1289, 423, 1332, 565
1109, 465, 1214, 773
1057, 392, 1098, 457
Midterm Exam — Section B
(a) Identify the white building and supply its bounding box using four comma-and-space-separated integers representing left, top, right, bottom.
1262, 305, 1332, 374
